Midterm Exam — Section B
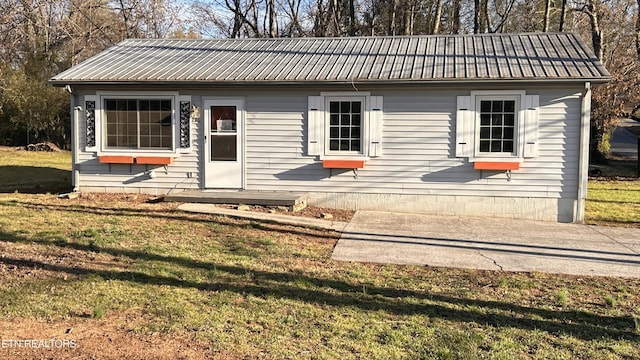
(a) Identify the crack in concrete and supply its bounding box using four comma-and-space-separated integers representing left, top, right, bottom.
588, 226, 640, 256
478, 251, 504, 271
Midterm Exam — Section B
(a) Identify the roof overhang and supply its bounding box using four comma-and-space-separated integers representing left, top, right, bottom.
50, 77, 611, 88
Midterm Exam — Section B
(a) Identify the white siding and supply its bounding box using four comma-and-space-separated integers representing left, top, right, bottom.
74, 90, 200, 194
242, 88, 581, 201
73, 86, 583, 212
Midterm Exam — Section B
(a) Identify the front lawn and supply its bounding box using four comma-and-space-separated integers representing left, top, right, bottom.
0, 148, 638, 359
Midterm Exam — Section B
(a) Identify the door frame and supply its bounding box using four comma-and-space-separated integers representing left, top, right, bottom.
202, 97, 246, 189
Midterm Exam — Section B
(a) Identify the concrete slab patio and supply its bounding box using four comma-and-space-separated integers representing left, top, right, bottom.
333, 211, 640, 278
175, 203, 640, 278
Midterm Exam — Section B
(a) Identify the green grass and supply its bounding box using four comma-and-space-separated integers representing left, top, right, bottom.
0, 149, 639, 358
0, 146, 72, 193
586, 180, 640, 225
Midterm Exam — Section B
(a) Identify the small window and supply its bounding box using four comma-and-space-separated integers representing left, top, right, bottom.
456, 92, 538, 161
307, 94, 383, 158
327, 99, 363, 154
104, 98, 173, 150
478, 100, 516, 154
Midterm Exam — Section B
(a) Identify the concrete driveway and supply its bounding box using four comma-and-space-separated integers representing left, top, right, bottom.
332, 211, 640, 278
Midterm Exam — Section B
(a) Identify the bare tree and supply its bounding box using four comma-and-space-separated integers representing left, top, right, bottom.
559, 0, 568, 31
433, 0, 444, 34
474, 0, 481, 33
543, 0, 552, 32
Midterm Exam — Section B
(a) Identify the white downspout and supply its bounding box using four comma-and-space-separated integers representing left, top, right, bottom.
72, 104, 82, 192
576, 82, 592, 223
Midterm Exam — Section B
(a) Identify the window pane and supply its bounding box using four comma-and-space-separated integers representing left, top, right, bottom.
211, 106, 236, 132
480, 127, 490, 139
104, 98, 172, 150
328, 100, 362, 153
504, 114, 515, 126
105, 100, 117, 111
504, 100, 515, 112
478, 99, 517, 154
211, 135, 236, 161
139, 100, 150, 111
504, 127, 514, 139
503, 141, 514, 153
480, 101, 491, 112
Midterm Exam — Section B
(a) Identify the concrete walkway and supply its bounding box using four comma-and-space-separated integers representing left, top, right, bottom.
176, 203, 640, 278
333, 211, 640, 278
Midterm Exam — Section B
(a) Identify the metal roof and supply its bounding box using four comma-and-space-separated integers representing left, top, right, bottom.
50, 33, 610, 85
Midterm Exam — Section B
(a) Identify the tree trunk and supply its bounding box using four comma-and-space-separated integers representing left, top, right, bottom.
287, 0, 304, 35
588, 0, 604, 61
559, 0, 567, 31
389, 0, 397, 35
403, 0, 414, 35
268, 0, 276, 37
452, 0, 461, 34
474, 0, 480, 33
484, 0, 492, 32
636, 0, 640, 61
313, 0, 326, 36
328, 0, 340, 35
543, 0, 551, 32
433, 0, 443, 34
349, 0, 356, 35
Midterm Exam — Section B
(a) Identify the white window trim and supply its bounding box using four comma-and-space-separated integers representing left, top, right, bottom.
95, 91, 180, 157
469, 90, 526, 162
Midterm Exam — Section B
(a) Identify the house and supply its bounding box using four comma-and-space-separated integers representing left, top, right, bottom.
50, 33, 610, 222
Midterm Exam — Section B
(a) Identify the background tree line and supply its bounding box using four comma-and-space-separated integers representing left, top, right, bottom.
1, 0, 639, 161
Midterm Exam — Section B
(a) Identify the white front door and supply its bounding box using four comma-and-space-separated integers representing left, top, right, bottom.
204, 99, 244, 188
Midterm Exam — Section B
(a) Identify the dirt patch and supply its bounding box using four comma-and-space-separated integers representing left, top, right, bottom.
0, 311, 224, 360
217, 203, 355, 222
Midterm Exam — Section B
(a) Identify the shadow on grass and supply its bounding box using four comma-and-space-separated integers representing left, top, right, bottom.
0, 166, 72, 194
0, 224, 638, 342
6, 200, 339, 241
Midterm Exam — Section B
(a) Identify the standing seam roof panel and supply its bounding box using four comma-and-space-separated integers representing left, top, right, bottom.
547, 34, 572, 78
263, 39, 295, 80
50, 34, 611, 84
560, 34, 597, 78
199, 41, 244, 81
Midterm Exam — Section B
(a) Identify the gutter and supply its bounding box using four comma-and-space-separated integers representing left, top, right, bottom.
49, 77, 612, 88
